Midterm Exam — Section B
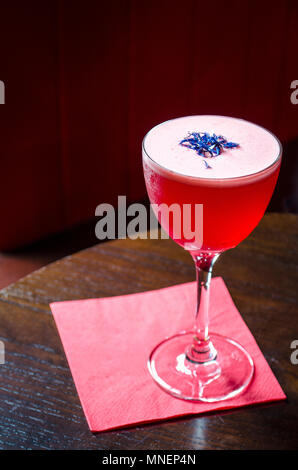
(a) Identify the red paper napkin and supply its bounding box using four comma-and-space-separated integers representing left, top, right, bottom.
50, 277, 286, 432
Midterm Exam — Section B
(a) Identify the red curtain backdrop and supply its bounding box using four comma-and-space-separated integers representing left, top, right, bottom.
0, 0, 297, 250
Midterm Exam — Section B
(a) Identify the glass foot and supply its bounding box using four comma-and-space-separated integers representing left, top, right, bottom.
148, 332, 254, 402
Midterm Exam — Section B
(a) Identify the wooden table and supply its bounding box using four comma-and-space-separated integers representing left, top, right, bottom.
0, 213, 297, 450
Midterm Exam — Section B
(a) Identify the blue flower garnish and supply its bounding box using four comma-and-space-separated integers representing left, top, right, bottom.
180, 132, 239, 169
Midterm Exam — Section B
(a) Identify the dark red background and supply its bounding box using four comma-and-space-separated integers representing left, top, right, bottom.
0, 0, 297, 250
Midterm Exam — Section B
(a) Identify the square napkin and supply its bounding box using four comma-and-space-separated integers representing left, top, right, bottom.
50, 277, 286, 432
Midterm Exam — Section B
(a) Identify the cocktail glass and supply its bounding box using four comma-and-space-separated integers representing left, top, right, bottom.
142, 116, 282, 402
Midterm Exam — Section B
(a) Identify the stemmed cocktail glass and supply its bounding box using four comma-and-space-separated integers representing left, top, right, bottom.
142, 115, 282, 402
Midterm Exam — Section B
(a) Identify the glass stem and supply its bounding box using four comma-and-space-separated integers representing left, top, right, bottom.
186, 252, 220, 363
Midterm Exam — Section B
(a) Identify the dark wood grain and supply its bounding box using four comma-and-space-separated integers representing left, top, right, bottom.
0, 213, 297, 450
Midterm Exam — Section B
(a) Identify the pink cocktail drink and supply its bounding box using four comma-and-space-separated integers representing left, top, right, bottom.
143, 115, 281, 254
143, 115, 282, 403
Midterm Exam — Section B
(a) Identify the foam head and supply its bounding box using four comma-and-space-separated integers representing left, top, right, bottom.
143, 115, 281, 180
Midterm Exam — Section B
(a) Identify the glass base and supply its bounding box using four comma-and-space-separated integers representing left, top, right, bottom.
148, 332, 254, 402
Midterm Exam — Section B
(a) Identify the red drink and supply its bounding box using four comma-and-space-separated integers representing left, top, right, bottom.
143, 115, 282, 402
143, 116, 281, 254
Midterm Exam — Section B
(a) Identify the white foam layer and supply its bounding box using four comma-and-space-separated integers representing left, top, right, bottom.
143, 115, 281, 180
